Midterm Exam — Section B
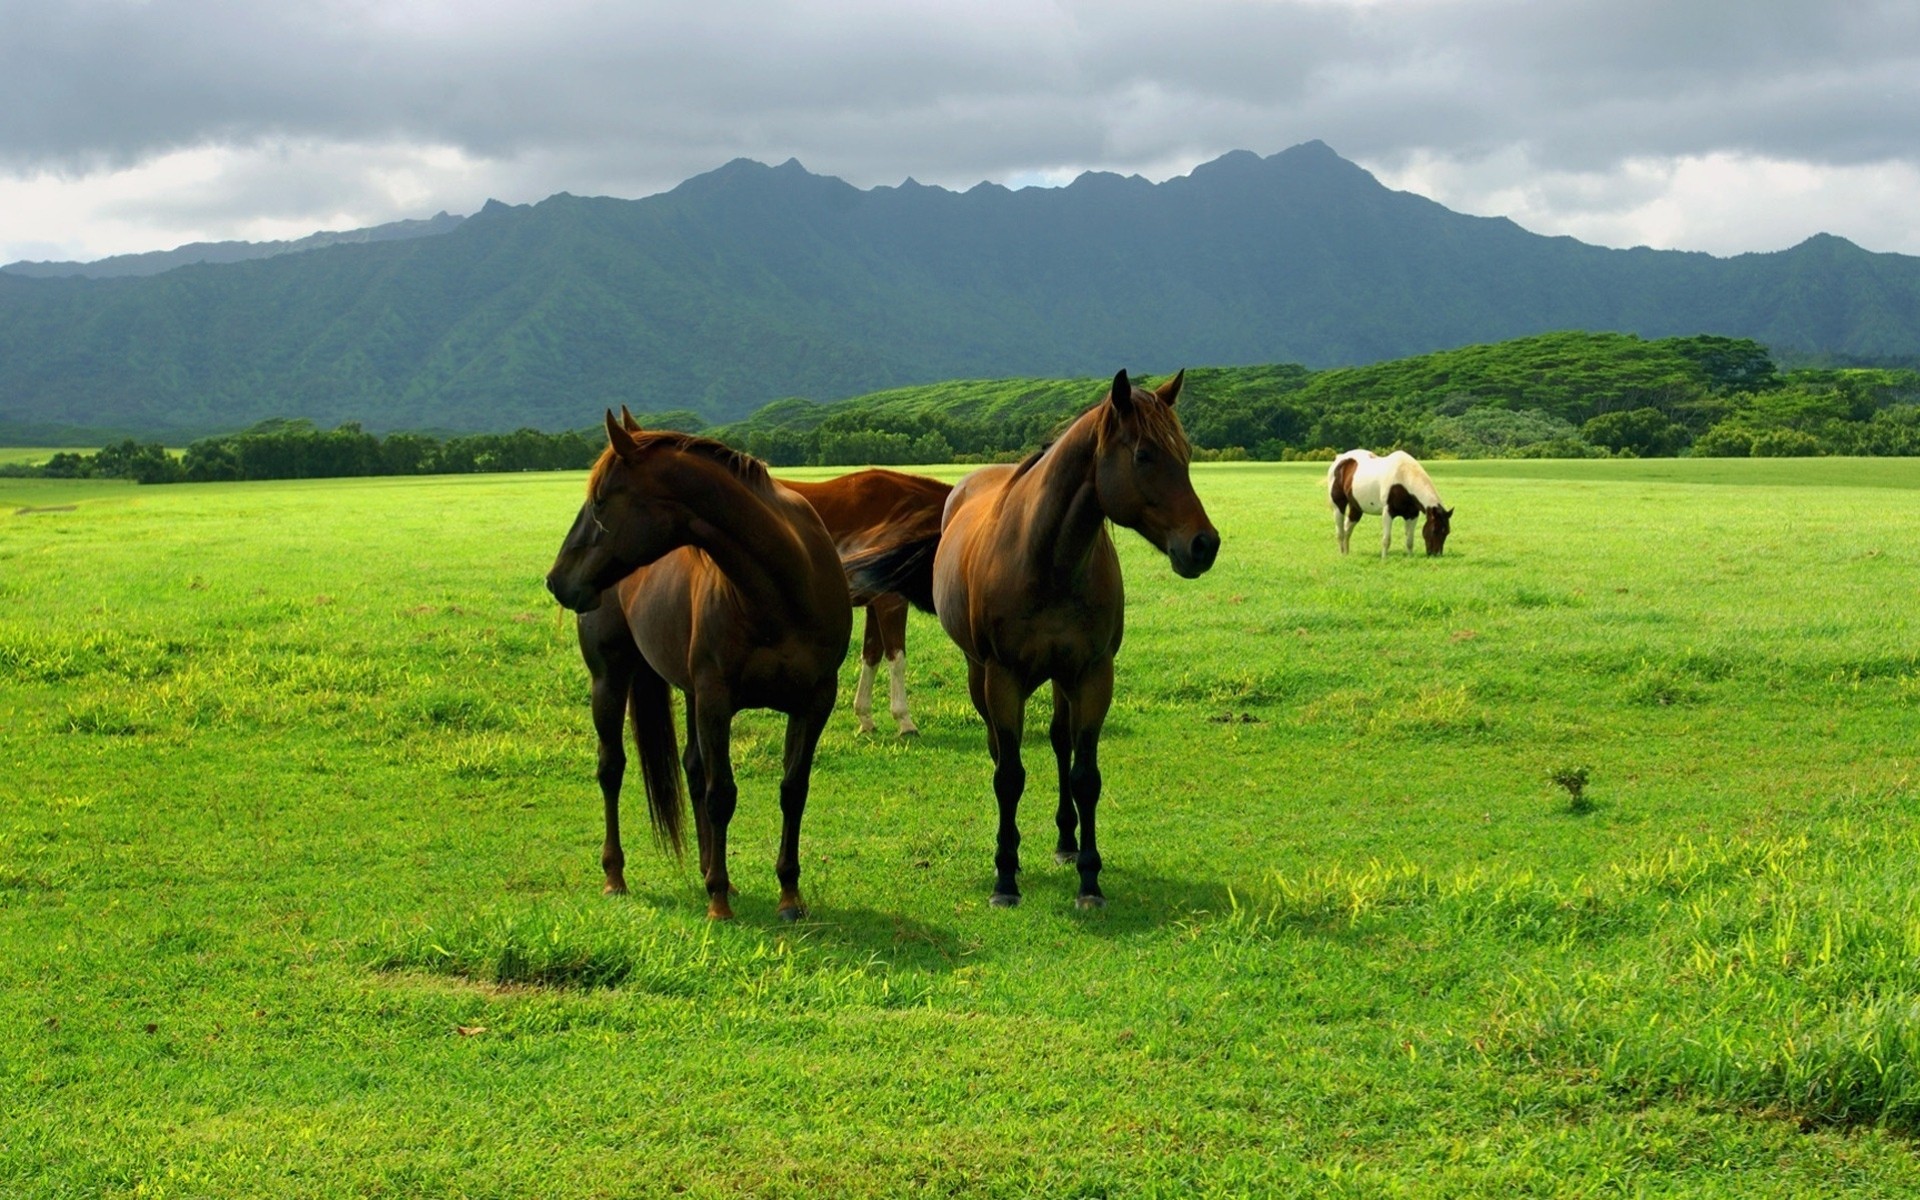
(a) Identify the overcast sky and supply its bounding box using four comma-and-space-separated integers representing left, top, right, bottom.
4, 0, 1916, 265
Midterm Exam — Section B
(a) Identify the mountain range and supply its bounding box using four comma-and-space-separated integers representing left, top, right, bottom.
3, 141, 1918, 441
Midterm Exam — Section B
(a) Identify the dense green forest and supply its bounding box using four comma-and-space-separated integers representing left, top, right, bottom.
11, 332, 1916, 484
7, 143, 1920, 442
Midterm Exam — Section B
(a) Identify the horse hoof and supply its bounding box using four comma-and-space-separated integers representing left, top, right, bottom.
603, 880, 629, 896
897, 725, 920, 738
989, 892, 1021, 908
1076, 893, 1106, 910
777, 905, 806, 923
706, 901, 736, 921
1054, 851, 1078, 865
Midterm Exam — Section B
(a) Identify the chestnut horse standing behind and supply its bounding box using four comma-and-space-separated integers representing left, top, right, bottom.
780, 470, 952, 736
1327, 448, 1454, 557
858, 369, 1219, 908
545, 414, 851, 920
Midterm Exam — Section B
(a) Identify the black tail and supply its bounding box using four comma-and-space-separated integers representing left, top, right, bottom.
627, 659, 687, 857
843, 533, 941, 614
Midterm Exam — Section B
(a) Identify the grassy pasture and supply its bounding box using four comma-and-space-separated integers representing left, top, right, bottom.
0, 448, 84, 468
2, 459, 1918, 1197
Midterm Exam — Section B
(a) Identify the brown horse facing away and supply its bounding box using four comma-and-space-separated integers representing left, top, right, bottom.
545, 413, 852, 920
854, 369, 1219, 908
780, 470, 953, 736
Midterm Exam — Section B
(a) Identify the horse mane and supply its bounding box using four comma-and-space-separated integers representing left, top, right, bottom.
1009, 443, 1050, 482
588, 431, 773, 498
1023, 381, 1193, 476
1092, 388, 1192, 465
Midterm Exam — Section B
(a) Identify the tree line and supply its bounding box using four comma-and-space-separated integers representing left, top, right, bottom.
8, 333, 1917, 485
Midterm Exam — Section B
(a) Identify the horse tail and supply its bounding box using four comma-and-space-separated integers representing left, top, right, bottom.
843, 533, 941, 614
627, 658, 686, 857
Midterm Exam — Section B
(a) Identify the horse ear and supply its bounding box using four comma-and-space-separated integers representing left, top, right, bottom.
1446, 507, 1455, 517
1155, 368, 1185, 408
1108, 369, 1135, 417
619, 405, 642, 433
605, 409, 640, 459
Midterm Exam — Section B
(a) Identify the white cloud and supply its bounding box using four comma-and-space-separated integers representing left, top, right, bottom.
1369, 150, 1920, 256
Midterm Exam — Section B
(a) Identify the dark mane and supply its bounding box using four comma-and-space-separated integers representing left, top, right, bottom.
1008, 443, 1050, 481
589, 431, 772, 497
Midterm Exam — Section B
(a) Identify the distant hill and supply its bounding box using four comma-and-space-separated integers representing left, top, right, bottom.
4, 141, 1920, 442
1, 212, 465, 280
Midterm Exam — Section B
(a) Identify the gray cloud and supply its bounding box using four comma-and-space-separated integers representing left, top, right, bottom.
4, 0, 1917, 257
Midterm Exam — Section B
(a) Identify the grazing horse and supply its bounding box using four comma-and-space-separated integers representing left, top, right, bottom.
858, 369, 1218, 908
780, 470, 953, 736
1327, 449, 1454, 557
545, 414, 852, 920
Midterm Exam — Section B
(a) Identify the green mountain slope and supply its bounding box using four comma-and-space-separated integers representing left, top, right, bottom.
5, 143, 1920, 441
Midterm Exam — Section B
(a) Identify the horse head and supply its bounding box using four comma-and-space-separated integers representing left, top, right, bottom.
544, 411, 695, 612
1093, 369, 1220, 579
1421, 505, 1454, 556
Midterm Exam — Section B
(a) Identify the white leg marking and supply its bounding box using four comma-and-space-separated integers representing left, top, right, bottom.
853, 659, 878, 733
888, 650, 918, 736
1381, 516, 1393, 558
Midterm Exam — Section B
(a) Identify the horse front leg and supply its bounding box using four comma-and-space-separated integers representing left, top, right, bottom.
579, 605, 639, 895
1381, 515, 1395, 559
1049, 681, 1077, 864
1064, 659, 1114, 908
773, 689, 834, 922
973, 659, 1030, 907
681, 692, 714, 886
852, 605, 881, 734
691, 687, 739, 920
589, 663, 633, 895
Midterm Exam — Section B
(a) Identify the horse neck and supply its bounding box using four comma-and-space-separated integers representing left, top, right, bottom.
1396, 460, 1443, 510
661, 455, 816, 618
1003, 411, 1109, 582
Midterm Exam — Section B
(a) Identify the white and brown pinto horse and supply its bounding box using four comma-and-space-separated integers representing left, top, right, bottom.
1327, 449, 1453, 557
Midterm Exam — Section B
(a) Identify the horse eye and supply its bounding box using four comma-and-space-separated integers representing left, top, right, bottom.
1134, 447, 1156, 466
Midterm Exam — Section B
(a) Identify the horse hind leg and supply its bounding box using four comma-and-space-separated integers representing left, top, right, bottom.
852, 606, 882, 733
874, 594, 918, 736
772, 689, 834, 922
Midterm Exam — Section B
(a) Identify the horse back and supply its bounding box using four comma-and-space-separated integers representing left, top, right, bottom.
783, 469, 951, 552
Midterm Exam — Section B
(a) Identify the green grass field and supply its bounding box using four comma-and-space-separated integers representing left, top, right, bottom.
0, 448, 85, 468
3, 460, 1918, 1196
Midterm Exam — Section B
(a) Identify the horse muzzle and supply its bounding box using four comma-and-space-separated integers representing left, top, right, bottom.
1169, 529, 1220, 579
545, 571, 602, 614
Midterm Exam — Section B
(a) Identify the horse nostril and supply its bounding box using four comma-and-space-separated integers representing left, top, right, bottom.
1192, 532, 1219, 566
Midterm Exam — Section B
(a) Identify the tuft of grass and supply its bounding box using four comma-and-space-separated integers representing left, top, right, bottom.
1550, 764, 1593, 814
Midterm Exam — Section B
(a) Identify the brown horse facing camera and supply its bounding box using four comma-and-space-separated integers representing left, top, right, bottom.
853, 369, 1219, 909
779, 470, 952, 736
544, 413, 852, 921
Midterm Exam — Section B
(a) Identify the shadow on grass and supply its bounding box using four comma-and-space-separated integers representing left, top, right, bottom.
613, 883, 975, 977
